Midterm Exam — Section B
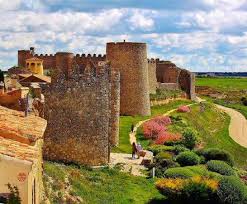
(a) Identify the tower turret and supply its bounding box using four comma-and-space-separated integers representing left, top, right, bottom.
106, 42, 151, 116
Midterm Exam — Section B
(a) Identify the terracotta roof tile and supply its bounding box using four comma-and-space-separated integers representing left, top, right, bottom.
0, 106, 47, 145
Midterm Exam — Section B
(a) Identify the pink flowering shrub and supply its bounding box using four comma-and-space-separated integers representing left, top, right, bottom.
177, 105, 191, 113
153, 116, 172, 126
143, 121, 166, 140
155, 132, 182, 145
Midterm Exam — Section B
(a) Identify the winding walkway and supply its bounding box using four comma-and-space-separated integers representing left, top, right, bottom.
110, 102, 196, 176
215, 104, 247, 148
110, 97, 247, 176
196, 96, 247, 148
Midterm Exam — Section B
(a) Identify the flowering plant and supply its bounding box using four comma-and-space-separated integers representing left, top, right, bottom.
153, 116, 172, 126
177, 105, 190, 113
155, 132, 181, 145
143, 121, 166, 140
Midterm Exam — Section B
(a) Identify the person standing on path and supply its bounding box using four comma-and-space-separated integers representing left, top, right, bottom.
131, 123, 134, 132
132, 142, 137, 159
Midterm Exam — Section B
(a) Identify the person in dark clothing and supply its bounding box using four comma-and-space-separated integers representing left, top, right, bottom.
132, 142, 137, 159
131, 124, 134, 132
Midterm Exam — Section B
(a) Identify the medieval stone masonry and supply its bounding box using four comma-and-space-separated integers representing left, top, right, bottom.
43, 63, 120, 166
106, 42, 151, 116
17, 41, 195, 166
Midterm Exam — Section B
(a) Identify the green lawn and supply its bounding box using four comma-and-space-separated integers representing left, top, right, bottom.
112, 100, 192, 153
43, 162, 163, 204
196, 77, 247, 119
214, 99, 247, 119
196, 77, 247, 91
169, 103, 247, 168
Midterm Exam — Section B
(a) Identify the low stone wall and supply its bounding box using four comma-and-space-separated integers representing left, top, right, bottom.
150, 97, 187, 107
158, 82, 179, 90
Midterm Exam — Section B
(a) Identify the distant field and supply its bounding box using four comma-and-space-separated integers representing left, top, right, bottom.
196, 77, 247, 91
196, 77, 247, 119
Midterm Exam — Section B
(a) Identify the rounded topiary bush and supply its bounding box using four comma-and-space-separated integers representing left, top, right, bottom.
201, 148, 234, 166
181, 129, 198, 149
217, 176, 247, 204
155, 151, 173, 160
164, 167, 197, 178
207, 160, 235, 176
243, 99, 247, 106
172, 145, 189, 155
152, 159, 180, 178
176, 151, 200, 167
147, 145, 175, 156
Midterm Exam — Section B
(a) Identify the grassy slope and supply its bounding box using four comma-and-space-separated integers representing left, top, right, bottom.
196, 77, 247, 118
169, 103, 247, 168
44, 162, 163, 204
112, 100, 191, 153
196, 77, 247, 91
215, 99, 247, 119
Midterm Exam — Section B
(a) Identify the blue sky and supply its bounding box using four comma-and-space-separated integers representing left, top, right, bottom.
1, 0, 247, 72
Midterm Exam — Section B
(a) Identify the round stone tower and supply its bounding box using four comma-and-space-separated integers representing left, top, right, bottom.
55, 52, 74, 77
106, 42, 151, 116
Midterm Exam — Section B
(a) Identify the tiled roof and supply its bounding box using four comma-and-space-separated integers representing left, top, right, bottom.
0, 106, 47, 145
18, 74, 51, 83
0, 136, 39, 162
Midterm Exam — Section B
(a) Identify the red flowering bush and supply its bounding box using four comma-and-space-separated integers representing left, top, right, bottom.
153, 116, 172, 126
177, 106, 190, 113
143, 121, 166, 140
155, 132, 182, 145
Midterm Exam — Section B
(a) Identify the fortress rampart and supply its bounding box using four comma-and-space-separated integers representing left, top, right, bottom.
106, 42, 151, 116
18, 48, 106, 72
17, 42, 195, 166
148, 59, 157, 94
43, 63, 120, 165
155, 59, 195, 99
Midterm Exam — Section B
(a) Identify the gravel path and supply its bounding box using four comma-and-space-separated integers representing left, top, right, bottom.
215, 104, 247, 148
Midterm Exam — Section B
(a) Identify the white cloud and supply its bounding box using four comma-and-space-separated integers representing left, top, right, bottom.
203, 0, 246, 10
0, 0, 21, 11
179, 9, 247, 32
128, 10, 155, 31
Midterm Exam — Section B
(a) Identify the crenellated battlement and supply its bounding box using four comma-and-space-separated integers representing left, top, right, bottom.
147, 58, 157, 64
18, 47, 107, 71
74, 53, 106, 60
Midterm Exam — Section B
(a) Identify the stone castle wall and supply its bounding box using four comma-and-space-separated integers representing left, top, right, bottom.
109, 71, 120, 146
148, 59, 157, 94
43, 64, 119, 165
155, 59, 195, 99
18, 48, 106, 72
74, 54, 106, 71
156, 60, 179, 83
106, 42, 151, 116
34, 54, 56, 69
178, 69, 196, 100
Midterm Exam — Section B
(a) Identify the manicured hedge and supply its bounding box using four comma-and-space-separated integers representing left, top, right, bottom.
200, 148, 234, 166
164, 167, 197, 178
152, 159, 180, 178
207, 160, 235, 176
147, 145, 175, 156
176, 151, 200, 166
173, 145, 189, 155
164, 166, 221, 179
155, 151, 173, 160
217, 176, 247, 203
